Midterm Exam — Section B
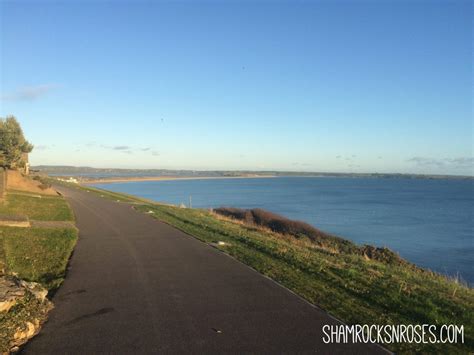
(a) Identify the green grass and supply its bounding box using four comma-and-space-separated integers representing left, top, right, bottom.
0, 227, 78, 291
0, 191, 74, 221
0, 185, 78, 353
129, 200, 473, 354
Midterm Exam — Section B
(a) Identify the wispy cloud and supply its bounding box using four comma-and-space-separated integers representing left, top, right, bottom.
446, 157, 474, 166
407, 157, 474, 169
407, 157, 444, 167
1, 84, 59, 101
98, 144, 159, 156
112, 145, 131, 151
107, 145, 133, 154
35, 145, 49, 151
336, 155, 357, 161
100, 145, 131, 151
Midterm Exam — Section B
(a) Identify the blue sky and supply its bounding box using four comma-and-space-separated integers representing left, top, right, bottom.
0, 0, 472, 175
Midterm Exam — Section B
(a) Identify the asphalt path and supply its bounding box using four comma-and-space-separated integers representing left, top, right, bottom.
23, 185, 386, 354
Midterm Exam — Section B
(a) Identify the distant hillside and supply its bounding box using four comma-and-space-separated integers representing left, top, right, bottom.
32, 165, 473, 180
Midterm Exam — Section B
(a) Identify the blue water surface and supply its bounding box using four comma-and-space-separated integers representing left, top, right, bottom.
93, 177, 474, 284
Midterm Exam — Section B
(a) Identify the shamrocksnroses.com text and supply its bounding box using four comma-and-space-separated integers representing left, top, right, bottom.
322, 324, 464, 344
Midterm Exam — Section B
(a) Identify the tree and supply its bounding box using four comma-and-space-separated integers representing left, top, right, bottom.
0, 116, 33, 169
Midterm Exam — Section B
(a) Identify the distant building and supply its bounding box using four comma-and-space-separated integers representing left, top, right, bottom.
57, 177, 79, 184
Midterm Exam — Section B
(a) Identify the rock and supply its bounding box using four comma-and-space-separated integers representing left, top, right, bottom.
0, 276, 49, 314
0, 277, 26, 312
19, 280, 48, 302
0, 276, 53, 354
13, 321, 36, 340
0, 298, 17, 313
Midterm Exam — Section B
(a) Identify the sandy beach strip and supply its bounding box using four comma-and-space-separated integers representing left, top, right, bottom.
80, 175, 276, 185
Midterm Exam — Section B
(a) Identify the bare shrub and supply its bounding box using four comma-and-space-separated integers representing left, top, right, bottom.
214, 207, 357, 254
214, 207, 254, 224
32, 175, 51, 190
361, 245, 407, 265
214, 206, 408, 265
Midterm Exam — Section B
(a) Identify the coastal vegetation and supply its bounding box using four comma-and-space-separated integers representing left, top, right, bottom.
214, 207, 405, 265
78, 184, 473, 353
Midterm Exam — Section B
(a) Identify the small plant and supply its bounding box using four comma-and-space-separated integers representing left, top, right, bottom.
38, 182, 51, 190
32, 176, 52, 190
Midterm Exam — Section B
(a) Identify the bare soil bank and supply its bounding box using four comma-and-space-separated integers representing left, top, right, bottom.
7, 170, 57, 196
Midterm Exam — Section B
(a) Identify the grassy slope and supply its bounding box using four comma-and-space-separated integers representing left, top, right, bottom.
0, 189, 77, 289
79, 185, 473, 353
0, 227, 77, 291
0, 188, 77, 353
0, 191, 74, 221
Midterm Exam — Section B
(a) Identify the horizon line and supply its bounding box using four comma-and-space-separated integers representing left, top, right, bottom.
31, 165, 474, 178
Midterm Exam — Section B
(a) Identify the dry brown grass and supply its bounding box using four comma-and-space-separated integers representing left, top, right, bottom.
6, 171, 57, 196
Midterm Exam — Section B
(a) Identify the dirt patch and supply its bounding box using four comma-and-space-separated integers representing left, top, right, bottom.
0, 215, 30, 228
30, 221, 76, 229
6, 171, 57, 196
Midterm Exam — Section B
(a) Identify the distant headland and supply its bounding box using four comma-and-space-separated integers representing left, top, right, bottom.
32, 165, 474, 182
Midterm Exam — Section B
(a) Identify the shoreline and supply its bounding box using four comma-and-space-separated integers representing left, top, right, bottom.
80, 174, 276, 185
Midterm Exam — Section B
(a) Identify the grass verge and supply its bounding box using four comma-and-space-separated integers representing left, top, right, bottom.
0, 187, 77, 353
0, 227, 78, 291
0, 191, 74, 221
